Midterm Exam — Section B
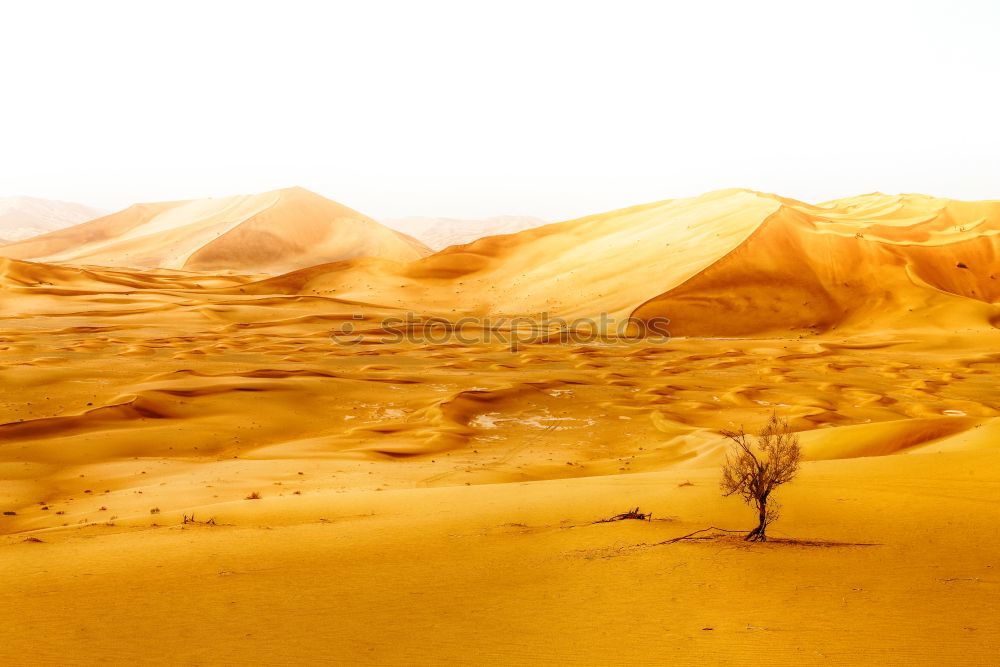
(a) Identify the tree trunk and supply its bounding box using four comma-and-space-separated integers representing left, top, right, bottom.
745, 498, 767, 542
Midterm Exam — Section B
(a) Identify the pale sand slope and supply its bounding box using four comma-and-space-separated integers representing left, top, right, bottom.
0, 196, 104, 243
251, 189, 999, 334
381, 215, 548, 250
0, 187, 431, 274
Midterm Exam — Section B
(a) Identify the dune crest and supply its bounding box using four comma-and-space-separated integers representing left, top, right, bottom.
0, 187, 432, 274
238, 189, 999, 335
3, 188, 997, 336
632, 192, 1000, 335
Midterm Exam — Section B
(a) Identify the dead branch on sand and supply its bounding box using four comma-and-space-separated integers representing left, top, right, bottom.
182, 514, 217, 526
657, 526, 746, 544
595, 507, 652, 523
656, 527, 879, 547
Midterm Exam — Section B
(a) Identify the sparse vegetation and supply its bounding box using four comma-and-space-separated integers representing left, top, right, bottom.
596, 507, 651, 523
182, 514, 216, 525
720, 414, 802, 542
246, 491, 261, 500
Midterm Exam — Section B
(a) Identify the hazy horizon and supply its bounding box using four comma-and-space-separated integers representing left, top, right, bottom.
3, 0, 999, 220
7, 184, 1000, 226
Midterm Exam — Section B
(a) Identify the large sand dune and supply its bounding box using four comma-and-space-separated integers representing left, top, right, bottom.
248, 189, 999, 336
0, 189, 997, 663
634, 192, 1000, 335
0, 196, 104, 243
0, 187, 431, 273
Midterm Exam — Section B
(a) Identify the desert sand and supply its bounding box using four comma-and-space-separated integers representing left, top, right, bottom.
0, 189, 998, 664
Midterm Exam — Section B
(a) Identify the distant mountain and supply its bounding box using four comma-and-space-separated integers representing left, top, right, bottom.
0, 187, 432, 273
0, 196, 104, 243
380, 215, 547, 250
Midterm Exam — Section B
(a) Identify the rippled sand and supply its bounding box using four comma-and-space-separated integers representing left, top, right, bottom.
1, 189, 998, 663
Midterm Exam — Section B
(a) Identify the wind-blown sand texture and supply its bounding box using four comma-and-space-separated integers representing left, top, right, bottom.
0, 189, 997, 664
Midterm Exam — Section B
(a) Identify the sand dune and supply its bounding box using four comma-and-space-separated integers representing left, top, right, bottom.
1, 189, 997, 663
245, 189, 998, 336
0, 187, 431, 273
0, 196, 104, 244
381, 215, 548, 250
633, 192, 1000, 335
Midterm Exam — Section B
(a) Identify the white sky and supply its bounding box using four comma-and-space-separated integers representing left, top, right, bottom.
2, 0, 999, 220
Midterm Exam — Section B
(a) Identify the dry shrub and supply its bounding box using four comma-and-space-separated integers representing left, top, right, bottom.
720, 413, 802, 542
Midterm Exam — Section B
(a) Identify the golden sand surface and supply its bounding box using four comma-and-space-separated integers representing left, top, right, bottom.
0, 189, 998, 664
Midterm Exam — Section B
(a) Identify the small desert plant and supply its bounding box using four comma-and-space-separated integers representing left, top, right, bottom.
720, 414, 802, 542
245, 491, 261, 500
182, 514, 216, 525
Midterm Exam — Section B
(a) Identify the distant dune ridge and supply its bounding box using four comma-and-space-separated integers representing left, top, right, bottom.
245, 189, 1000, 335
0, 187, 432, 274
0, 196, 104, 244
2, 187, 998, 335
381, 215, 548, 250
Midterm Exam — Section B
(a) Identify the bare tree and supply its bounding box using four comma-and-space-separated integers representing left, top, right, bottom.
720, 414, 802, 542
